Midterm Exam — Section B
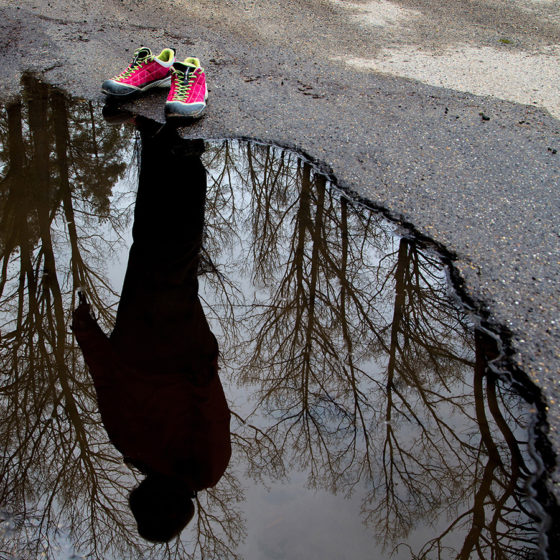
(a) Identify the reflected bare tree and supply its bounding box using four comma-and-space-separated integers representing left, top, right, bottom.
408, 330, 541, 560
201, 141, 545, 559
0, 84, 250, 560
0, 78, 141, 559
0, 97, 547, 559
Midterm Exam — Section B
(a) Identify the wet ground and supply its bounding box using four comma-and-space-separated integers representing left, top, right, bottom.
0, 77, 557, 559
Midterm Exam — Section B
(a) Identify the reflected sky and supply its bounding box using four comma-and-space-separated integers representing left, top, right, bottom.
0, 78, 552, 559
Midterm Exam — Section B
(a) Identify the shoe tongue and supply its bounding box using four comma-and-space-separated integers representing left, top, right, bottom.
133, 47, 152, 62
173, 61, 196, 74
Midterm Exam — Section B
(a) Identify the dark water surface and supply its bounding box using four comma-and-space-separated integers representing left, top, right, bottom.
0, 78, 555, 559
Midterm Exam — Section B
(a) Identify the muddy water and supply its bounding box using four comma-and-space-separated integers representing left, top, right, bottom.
0, 77, 554, 559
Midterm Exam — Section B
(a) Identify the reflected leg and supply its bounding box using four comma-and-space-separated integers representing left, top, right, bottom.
111, 121, 217, 375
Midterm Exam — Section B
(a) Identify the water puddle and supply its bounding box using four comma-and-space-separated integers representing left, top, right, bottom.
0, 77, 556, 559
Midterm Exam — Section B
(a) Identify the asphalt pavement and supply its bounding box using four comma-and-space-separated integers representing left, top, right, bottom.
1, 0, 559, 498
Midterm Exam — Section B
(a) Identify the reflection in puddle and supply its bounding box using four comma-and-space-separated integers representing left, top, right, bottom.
0, 78, 554, 559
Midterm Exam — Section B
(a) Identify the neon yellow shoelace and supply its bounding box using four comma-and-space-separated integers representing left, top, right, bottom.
173, 70, 196, 100
115, 56, 152, 81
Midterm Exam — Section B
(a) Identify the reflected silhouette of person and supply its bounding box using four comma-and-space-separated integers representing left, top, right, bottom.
72, 118, 231, 543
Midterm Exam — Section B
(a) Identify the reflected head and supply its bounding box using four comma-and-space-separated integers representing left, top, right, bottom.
129, 474, 195, 543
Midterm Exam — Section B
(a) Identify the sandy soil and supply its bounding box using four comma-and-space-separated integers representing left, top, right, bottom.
330, 0, 560, 118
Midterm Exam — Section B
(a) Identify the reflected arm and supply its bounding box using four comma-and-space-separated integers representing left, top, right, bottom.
72, 301, 115, 385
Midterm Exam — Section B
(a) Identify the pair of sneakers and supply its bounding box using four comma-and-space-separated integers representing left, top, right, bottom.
102, 47, 207, 119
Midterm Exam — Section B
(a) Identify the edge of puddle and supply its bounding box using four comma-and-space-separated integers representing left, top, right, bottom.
197, 132, 560, 556
4, 75, 558, 554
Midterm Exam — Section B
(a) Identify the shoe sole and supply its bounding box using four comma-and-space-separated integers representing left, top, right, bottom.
165, 107, 207, 120
101, 76, 172, 98
165, 95, 208, 120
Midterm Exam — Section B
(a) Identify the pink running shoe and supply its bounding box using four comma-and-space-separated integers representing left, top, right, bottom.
102, 47, 175, 98
165, 58, 208, 119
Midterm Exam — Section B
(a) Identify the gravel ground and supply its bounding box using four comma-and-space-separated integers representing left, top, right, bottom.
1, 0, 559, 506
